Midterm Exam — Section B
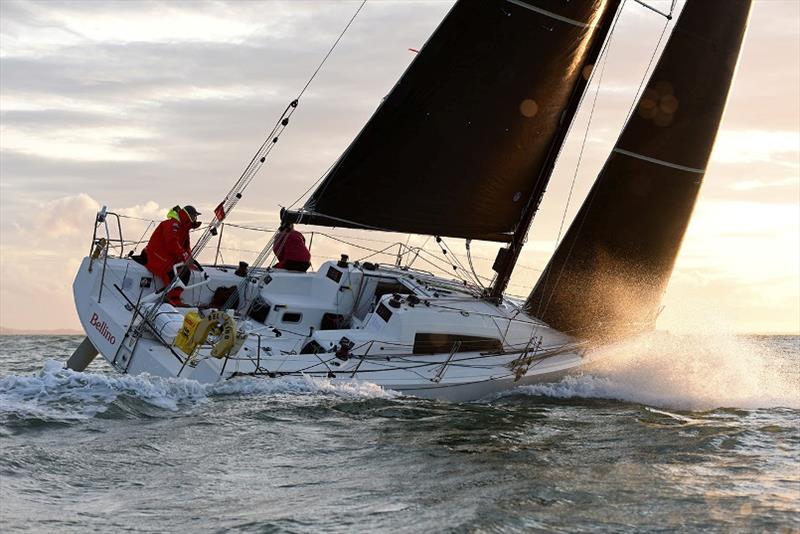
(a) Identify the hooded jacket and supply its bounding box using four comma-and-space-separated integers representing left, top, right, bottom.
273, 228, 311, 265
143, 208, 195, 279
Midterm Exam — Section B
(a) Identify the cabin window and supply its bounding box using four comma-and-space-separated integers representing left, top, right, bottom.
353, 276, 414, 321
375, 303, 392, 322
412, 333, 502, 355
282, 312, 303, 323
301, 340, 325, 354
374, 280, 412, 299
326, 266, 343, 283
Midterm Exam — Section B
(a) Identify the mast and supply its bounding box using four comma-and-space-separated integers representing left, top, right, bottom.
488, 0, 622, 300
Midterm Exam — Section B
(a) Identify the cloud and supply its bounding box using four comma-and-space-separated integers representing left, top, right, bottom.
20, 193, 99, 239
729, 177, 799, 192
0, 194, 167, 329
0, 1, 453, 218
1, 124, 159, 162
711, 130, 800, 166
1, 0, 322, 55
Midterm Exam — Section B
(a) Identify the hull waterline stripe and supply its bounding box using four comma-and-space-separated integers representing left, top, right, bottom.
504, 0, 590, 28
613, 148, 706, 174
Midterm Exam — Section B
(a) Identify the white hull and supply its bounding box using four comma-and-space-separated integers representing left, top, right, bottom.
72, 255, 586, 402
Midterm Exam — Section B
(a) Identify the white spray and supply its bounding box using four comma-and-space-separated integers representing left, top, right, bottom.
518, 330, 799, 411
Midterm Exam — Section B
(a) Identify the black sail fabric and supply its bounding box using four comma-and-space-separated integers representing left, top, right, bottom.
290, 0, 618, 242
525, 0, 753, 339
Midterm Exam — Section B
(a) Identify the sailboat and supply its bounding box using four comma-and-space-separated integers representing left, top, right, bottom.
68, 0, 752, 402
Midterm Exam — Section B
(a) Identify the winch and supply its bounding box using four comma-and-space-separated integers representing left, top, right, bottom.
174, 310, 242, 359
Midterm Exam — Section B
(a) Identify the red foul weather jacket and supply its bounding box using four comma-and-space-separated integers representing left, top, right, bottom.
273, 229, 311, 267
143, 210, 193, 282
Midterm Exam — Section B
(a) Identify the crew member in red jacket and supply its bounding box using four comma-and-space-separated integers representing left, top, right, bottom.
273, 223, 311, 272
141, 205, 202, 305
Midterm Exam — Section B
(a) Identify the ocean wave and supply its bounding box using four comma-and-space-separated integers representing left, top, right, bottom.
0, 360, 396, 424
506, 332, 800, 411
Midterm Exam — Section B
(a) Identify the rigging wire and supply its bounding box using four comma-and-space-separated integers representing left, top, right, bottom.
632, 0, 677, 20
406, 235, 431, 268
298, 1, 367, 100
411, 250, 470, 282
284, 1, 368, 211
117, 213, 159, 223
547, 0, 632, 247
621, 11, 673, 127
553, 17, 614, 247
465, 240, 488, 291
130, 220, 155, 255
287, 160, 338, 211
435, 236, 482, 289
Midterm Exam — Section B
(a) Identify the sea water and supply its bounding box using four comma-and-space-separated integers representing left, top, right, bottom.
0, 333, 797, 532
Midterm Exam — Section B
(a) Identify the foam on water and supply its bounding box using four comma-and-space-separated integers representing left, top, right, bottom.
0, 360, 396, 423
514, 331, 800, 411
208, 374, 396, 399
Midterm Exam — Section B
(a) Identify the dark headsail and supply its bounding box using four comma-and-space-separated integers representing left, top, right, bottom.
525, 0, 753, 340
283, 0, 620, 243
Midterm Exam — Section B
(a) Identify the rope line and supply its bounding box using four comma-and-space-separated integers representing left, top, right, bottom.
622, 12, 672, 127
554, 17, 614, 247
298, 1, 367, 99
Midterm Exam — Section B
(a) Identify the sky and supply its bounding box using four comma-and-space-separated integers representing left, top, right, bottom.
0, 0, 798, 334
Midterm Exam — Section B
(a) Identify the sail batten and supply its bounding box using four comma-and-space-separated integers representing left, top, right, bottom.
525, 0, 753, 340
287, 0, 620, 244
503, 0, 591, 27
612, 148, 705, 174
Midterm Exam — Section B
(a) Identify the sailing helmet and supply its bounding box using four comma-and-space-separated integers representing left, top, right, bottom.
183, 205, 201, 222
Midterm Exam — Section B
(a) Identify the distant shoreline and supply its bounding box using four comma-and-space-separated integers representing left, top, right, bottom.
0, 328, 84, 336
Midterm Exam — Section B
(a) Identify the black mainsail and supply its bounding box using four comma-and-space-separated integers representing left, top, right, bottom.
284, 0, 619, 243
525, 0, 753, 339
